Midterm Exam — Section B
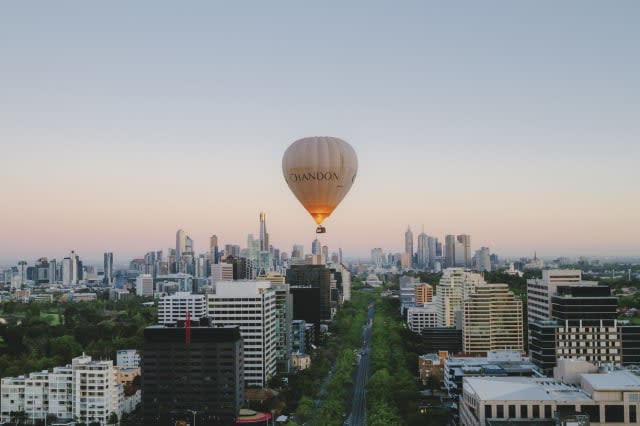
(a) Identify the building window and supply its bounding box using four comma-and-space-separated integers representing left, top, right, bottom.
496, 405, 504, 419
532, 405, 540, 418
509, 405, 516, 418
520, 405, 528, 418
605, 405, 624, 423
581, 405, 600, 422
485, 405, 492, 419
630, 405, 637, 423
544, 405, 552, 418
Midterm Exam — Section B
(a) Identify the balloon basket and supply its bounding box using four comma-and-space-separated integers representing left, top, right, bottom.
316, 226, 326, 234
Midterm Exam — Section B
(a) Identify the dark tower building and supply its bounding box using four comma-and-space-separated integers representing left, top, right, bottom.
142, 323, 244, 425
286, 264, 332, 344
529, 285, 640, 375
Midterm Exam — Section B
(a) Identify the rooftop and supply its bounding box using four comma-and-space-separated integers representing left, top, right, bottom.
581, 370, 640, 391
464, 377, 590, 402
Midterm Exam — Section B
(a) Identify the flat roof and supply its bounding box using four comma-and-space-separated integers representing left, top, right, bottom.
464, 377, 590, 402
581, 370, 640, 391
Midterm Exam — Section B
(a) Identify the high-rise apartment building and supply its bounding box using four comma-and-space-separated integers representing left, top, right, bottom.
158, 292, 207, 325
143, 324, 243, 425
415, 283, 433, 305
462, 284, 524, 355
526, 269, 597, 323
400, 276, 418, 311
207, 281, 277, 387
103, 252, 113, 285
529, 284, 640, 375
436, 268, 486, 327
271, 282, 293, 373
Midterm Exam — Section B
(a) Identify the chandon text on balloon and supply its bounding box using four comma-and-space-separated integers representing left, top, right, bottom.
288, 171, 341, 182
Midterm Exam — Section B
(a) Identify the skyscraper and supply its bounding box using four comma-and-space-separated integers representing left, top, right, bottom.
103, 252, 113, 285
404, 226, 414, 265
210, 235, 219, 264
292, 244, 304, 260
445, 234, 472, 267
427, 236, 437, 267
311, 239, 321, 256
457, 234, 471, 267
472, 247, 491, 272
259, 212, 269, 251
444, 235, 456, 267
416, 231, 429, 269
176, 229, 186, 258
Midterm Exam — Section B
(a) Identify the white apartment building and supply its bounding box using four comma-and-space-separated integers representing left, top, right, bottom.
1, 354, 138, 425
157, 292, 206, 325
400, 276, 418, 308
135, 274, 153, 297
210, 263, 234, 283
48, 366, 73, 419
436, 268, 486, 327
462, 284, 523, 355
207, 281, 277, 387
527, 269, 597, 323
116, 350, 141, 368
407, 302, 438, 333
340, 265, 351, 301
71, 354, 120, 425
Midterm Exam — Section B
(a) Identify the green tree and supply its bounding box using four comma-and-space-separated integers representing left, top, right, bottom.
107, 412, 119, 425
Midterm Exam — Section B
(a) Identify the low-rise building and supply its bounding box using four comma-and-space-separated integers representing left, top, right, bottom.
460, 360, 640, 426
444, 350, 538, 400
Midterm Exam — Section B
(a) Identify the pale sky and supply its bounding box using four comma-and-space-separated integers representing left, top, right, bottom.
1, 1, 639, 265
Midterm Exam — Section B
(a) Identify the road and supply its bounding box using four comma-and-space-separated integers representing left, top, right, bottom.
344, 302, 375, 426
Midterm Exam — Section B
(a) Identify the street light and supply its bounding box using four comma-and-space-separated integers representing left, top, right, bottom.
186, 409, 197, 426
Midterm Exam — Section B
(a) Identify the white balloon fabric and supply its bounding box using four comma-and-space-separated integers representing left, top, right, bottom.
282, 136, 358, 226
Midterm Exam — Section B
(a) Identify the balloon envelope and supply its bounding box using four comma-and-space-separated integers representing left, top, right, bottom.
282, 136, 358, 225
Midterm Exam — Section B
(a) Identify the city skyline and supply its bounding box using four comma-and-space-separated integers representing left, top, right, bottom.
2, 2, 638, 262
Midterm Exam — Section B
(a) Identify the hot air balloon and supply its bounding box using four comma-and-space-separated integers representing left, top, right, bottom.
282, 136, 358, 233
